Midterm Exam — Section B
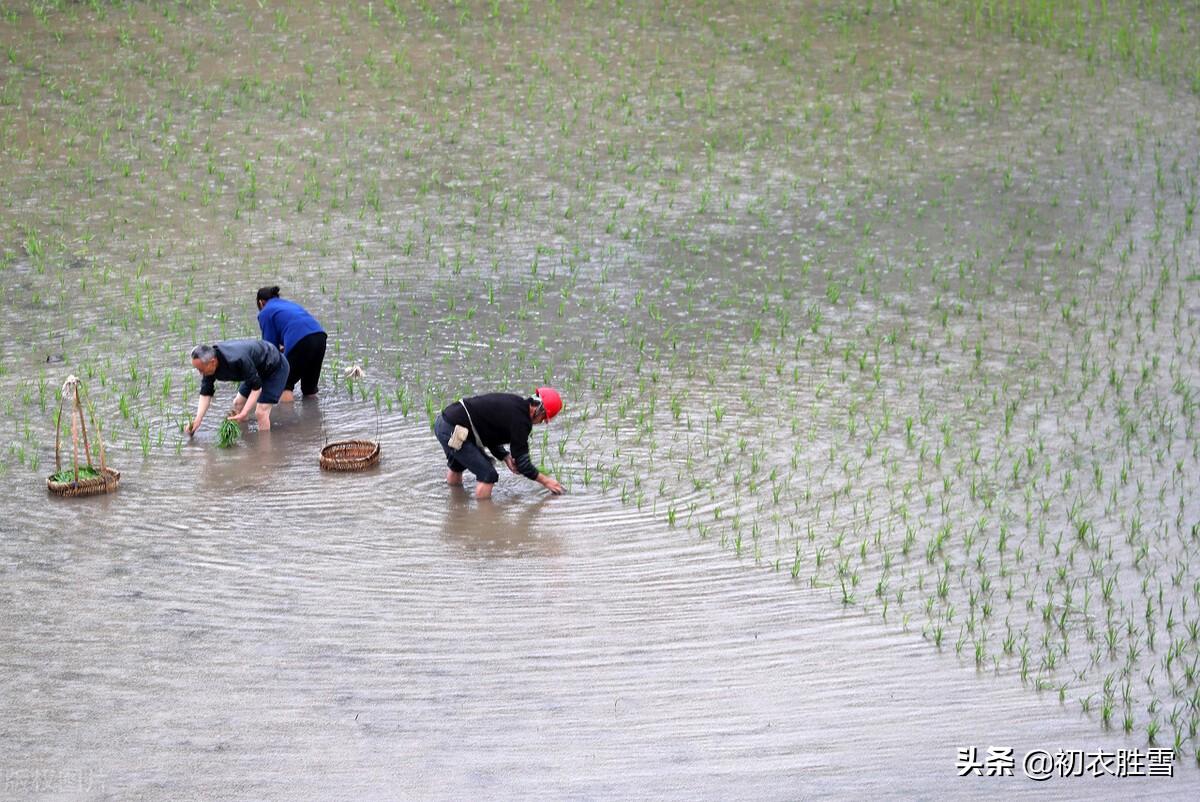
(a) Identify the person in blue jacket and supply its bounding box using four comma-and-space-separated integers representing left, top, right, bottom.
256, 286, 327, 402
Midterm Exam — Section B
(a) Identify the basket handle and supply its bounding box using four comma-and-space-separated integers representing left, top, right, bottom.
90, 393, 108, 473
59, 376, 86, 479
76, 384, 94, 471
54, 388, 66, 473
55, 376, 107, 478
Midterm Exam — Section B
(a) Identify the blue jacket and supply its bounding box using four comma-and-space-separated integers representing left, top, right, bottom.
257, 298, 324, 355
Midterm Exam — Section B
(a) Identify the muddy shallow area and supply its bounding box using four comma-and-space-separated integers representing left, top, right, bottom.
2, 0, 1199, 797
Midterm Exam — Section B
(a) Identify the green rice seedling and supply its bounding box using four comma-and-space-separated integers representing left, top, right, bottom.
217, 418, 240, 448
49, 465, 101, 483
1148, 718, 1161, 744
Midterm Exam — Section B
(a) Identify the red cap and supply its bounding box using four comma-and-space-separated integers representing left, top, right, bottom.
534, 387, 562, 421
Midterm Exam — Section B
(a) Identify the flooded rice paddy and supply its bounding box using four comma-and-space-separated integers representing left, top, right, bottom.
2, 0, 1199, 797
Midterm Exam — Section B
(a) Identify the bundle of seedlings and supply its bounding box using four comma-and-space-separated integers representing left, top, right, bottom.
217, 417, 241, 448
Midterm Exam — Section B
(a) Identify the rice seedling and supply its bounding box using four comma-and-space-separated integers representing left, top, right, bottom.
217, 418, 241, 449
49, 465, 101, 483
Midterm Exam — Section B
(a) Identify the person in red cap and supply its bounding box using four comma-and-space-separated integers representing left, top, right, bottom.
433, 388, 565, 499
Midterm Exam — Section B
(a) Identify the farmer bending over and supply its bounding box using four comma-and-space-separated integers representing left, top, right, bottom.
186, 340, 289, 434
434, 388, 565, 499
256, 285, 327, 402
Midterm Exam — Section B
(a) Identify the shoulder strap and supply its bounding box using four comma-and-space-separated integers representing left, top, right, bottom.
458, 399, 485, 449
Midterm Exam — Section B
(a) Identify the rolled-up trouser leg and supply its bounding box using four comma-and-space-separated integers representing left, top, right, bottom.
258, 354, 289, 404
236, 354, 288, 405
434, 414, 499, 483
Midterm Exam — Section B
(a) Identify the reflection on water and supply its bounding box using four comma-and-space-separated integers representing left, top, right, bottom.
440, 493, 562, 558
196, 423, 280, 490
292, 394, 325, 429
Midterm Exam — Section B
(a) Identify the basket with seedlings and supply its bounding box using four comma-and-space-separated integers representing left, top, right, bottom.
47, 376, 120, 497
319, 365, 381, 472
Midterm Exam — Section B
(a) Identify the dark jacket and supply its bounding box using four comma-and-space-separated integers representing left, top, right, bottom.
199, 339, 284, 396
441, 393, 539, 480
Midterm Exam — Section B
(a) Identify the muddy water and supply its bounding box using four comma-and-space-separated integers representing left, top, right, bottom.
0, 400, 1169, 799
2, 0, 1200, 797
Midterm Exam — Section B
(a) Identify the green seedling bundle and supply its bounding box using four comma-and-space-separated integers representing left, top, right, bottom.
217, 418, 241, 449
49, 465, 101, 483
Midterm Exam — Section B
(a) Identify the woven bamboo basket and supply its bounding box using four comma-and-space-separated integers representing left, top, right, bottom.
319, 439, 380, 471
318, 366, 381, 472
47, 466, 121, 497
47, 377, 120, 497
